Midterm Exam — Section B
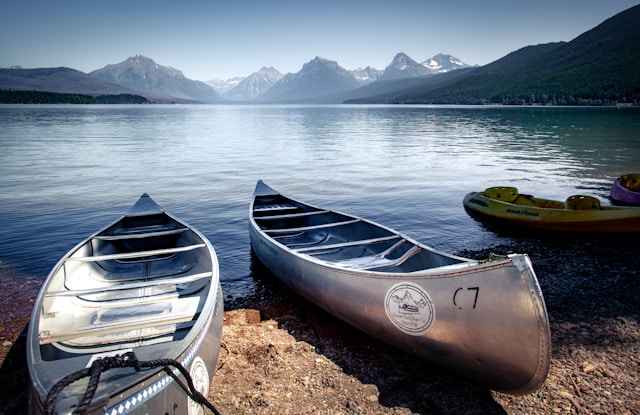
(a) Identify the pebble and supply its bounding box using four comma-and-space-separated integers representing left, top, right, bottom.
581, 361, 596, 373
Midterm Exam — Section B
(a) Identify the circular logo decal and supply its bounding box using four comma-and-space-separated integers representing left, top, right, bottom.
384, 282, 435, 335
188, 356, 210, 415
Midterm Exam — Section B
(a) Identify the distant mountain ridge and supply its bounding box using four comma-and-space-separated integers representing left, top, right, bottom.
380, 53, 431, 81
6, 3, 635, 107
0, 67, 137, 96
207, 77, 245, 95
421, 53, 470, 73
347, 5, 640, 104
225, 67, 283, 101
0, 89, 148, 104
350, 66, 383, 84
258, 57, 361, 102
90, 55, 220, 102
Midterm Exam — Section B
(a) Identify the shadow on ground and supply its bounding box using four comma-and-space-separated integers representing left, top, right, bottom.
227, 255, 507, 414
229, 236, 640, 413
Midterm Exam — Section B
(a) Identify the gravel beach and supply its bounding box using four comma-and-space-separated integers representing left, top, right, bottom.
1, 236, 638, 414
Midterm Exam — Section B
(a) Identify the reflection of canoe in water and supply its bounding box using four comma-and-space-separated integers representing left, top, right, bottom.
610, 174, 640, 206
250, 180, 551, 394
28, 194, 223, 415
464, 187, 640, 234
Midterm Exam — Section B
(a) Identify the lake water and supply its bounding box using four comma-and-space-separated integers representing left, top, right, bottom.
1, 105, 639, 301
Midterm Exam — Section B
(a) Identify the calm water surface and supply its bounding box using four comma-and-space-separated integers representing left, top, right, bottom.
1, 105, 639, 300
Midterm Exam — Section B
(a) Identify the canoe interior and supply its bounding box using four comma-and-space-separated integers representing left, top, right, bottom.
253, 193, 464, 273
40, 216, 211, 356
30, 194, 220, 413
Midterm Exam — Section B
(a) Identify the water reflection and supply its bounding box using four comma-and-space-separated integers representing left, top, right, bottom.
1, 105, 639, 299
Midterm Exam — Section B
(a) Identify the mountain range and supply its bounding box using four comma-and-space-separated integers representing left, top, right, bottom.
90, 55, 220, 102
0, 67, 136, 96
347, 4, 640, 104
1, 4, 638, 105
257, 57, 363, 102
0, 51, 468, 104
210, 67, 283, 101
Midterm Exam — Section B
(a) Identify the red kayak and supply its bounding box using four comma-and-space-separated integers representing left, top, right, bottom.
610, 174, 640, 206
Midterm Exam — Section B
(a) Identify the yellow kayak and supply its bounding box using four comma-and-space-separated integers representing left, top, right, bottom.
463, 186, 640, 233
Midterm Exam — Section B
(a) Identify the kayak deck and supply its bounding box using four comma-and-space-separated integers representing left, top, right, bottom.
464, 187, 640, 233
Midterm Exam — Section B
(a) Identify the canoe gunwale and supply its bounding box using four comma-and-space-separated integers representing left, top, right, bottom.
27, 197, 221, 408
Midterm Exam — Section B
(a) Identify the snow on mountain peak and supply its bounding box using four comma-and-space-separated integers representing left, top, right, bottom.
381, 53, 430, 80
420, 53, 469, 73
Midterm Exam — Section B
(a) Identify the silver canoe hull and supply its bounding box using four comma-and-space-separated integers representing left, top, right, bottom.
250, 181, 550, 394
28, 194, 223, 414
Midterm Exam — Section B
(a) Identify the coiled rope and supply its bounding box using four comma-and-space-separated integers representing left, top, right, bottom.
44, 351, 222, 415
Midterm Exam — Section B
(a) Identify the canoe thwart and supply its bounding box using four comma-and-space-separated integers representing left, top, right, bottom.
45, 272, 213, 298
39, 313, 197, 345
265, 219, 360, 234
254, 204, 300, 212
295, 235, 400, 253
94, 228, 188, 241
254, 210, 330, 220
65, 244, 205, 262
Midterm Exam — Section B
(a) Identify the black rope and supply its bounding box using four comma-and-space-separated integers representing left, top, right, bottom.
44, 351, 222, 415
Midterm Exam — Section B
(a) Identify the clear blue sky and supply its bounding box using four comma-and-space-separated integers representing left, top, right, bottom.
1, 0, 638, 80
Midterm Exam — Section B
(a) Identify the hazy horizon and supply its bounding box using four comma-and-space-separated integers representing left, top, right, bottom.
1, 0, 638, 81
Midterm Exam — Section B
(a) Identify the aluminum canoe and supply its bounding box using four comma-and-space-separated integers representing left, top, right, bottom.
27, 194, 223, 415
249, 181, 551, 394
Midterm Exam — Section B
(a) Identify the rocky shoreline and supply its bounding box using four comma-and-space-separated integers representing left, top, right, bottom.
1, 236, 639, 414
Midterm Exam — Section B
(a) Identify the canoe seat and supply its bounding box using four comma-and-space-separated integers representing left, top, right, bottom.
483, 187, 519, 203
566, 195, 601, 210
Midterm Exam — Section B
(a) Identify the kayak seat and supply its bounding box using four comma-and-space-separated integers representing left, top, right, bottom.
483, 186, 519, 203
620, 174, 640, 191
533, 198, 565, 209
513, 194, 536, 206
566, 195, 601, 210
